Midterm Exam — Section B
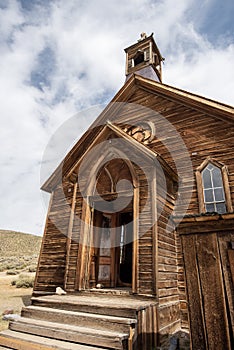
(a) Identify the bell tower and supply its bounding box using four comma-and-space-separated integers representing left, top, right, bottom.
124, 33, 164, 82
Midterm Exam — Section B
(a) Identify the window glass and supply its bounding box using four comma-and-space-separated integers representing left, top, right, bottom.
202, 168, 212, 188
206, 203, 215, 212
214, 188, 225, 202
216, 203, 226, 214
204, 189, 214, 202
213, 167, 223, 187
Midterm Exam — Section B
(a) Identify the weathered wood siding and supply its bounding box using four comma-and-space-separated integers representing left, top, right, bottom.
34, 182, 73, 293
156, 171, 181, 333
126, 88, 234, 215
137, 174, 154, 295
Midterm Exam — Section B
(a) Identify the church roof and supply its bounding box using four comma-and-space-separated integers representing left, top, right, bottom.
42, 74, 234, 192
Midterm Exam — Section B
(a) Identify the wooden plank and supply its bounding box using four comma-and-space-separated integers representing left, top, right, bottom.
218, 234, 234, 343
64, 181, 78, 289
151, 168, 158, 296
228, 249, 234, 285
133, 186, 139, 294
196, 233, 231, 349
181, 235, 207, 350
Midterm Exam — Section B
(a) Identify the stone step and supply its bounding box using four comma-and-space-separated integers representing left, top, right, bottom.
31, 294, 156, 319
9, 317, 128, 350
0, 329, 109, 350
22, 305, 136, 332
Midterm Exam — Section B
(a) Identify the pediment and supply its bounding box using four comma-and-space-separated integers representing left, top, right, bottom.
42, 74, 233, 192
66, 121, 177, 184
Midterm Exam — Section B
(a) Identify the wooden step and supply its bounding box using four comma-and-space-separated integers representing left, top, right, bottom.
79, 289, 132, 296
9, 317, 128, 350
0, 329, 109, 350
31, 294, 156, 319
22, 305, 136, 332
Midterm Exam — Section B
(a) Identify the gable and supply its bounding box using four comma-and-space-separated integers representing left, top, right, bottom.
65, 122, 177, 192
42, 75, 234, 192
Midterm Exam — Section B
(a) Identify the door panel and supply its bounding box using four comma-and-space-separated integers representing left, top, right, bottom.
98, 215, 112, 286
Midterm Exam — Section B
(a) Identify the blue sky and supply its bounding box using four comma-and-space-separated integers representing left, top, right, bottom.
0, 0, 234, 235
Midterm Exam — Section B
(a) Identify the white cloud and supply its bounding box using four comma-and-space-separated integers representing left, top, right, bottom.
0, 0, 233, 235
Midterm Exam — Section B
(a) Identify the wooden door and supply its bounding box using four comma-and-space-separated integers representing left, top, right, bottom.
91, 211, 116, 288
90, 210, 133, 288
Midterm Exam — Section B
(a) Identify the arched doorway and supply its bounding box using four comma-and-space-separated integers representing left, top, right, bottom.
78, 157, 138, 291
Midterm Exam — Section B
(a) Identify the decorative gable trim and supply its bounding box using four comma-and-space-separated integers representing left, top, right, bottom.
65, 121, 178, 184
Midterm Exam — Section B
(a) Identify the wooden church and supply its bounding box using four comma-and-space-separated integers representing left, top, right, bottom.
0, 33, 234, 350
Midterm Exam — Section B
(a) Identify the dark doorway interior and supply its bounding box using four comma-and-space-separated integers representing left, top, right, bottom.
117, 212, 133, 286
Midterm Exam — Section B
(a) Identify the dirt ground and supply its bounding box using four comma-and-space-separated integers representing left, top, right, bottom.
0, 272, 33, 331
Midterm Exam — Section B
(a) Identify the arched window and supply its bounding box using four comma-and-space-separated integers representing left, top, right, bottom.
201, 163, 226, 213
196, 159, 233, 214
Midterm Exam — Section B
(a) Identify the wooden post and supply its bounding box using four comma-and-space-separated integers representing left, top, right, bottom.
64, 181, 78, 289
151, 167, 158, 296
132, 186, 139, 294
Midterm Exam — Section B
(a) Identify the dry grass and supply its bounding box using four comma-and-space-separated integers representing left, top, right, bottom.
0, 230, 42, 331
0, 272, 33, 331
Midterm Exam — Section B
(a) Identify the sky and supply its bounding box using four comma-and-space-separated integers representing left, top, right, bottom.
0, 0, 234, 235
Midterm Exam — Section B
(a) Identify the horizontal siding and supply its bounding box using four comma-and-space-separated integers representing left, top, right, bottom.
138, 175, 153, 295
127, 88, 234, 215
34, 182, 73, 293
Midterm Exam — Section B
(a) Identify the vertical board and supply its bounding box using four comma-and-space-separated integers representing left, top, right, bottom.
181, 235, 207, 350
196, 233, 231, 349
218, 234, 234, 344
228, 250, 234, 285
136, 305, 158, 350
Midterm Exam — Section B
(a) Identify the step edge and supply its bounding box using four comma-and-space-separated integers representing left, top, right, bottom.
0, 330, 109, 350
22, 306, 137, 324
10, 318, 129, 339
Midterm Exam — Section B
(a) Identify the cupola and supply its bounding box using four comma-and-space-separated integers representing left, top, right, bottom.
124, 33, 164, 82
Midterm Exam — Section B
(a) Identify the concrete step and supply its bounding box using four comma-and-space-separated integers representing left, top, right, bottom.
31, 294, 156, 319
22, 305, 136, 332
9, 317, 128, 350
0, 329, 109, 350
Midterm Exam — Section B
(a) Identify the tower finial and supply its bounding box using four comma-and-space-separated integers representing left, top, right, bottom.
138, 32, 147, 42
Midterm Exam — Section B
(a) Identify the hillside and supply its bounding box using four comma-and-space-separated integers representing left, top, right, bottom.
0, 230, 42, 272
0, 230, 42, 257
